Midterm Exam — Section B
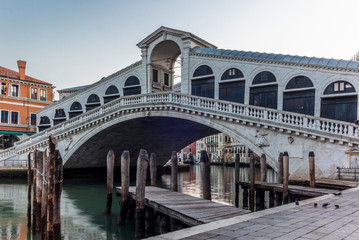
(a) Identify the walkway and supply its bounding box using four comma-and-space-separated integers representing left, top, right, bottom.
116, 186, 249, 226
150, 187, 359, 240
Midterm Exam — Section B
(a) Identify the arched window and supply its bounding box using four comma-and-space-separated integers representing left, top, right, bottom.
249, 71, 278, 109
86, 94, 101, 111
69, 101, 83, 119
53, 109, 66, 125
191, 65, 214, 99
321, 81, 357, 122
283, 76, 315, 115
104, 85, 120, 104
38, 116, 51, 132
123, 76, 141, 96
219, 68, 245, 103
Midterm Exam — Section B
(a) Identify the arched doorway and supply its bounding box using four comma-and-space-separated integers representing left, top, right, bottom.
150, 40, 181, 92
249, 71, 278, 109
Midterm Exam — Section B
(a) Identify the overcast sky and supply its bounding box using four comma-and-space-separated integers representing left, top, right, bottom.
1, 0, 358, 99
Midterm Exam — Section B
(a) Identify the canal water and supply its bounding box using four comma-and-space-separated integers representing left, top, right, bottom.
0, 165, 276, 240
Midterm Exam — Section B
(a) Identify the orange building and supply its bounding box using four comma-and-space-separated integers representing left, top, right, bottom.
0, 60, 54, 149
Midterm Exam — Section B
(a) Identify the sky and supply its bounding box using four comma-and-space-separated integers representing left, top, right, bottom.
1, 0, 359, 99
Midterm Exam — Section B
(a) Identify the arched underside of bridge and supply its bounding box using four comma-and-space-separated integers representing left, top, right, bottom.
64, 116, 220, 168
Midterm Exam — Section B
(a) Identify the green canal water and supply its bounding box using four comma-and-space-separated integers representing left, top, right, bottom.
0, 165, 276, 240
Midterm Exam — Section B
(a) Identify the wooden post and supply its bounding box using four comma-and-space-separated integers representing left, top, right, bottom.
278, 152, 283, 184
150, 153, 157, 186
283, 151, 289, 204
53, 150, 63, 240
242, 187, 248, 209
118, 150, 130, 224
41, 150, 48, 240
235, 154, 240, 208
35, 151, 44, 233
260, 154, 267, 182
47, 135, 56, 240
309, 151, 315, 188
200, 150, 211, 200
32, 149, 37, 233
171, 151, 178, 192
105, 150, 115, 214
135, 149, 149, 239
269, 191, 275, 208
27, 153, 32, 228
249, 154, 255, 212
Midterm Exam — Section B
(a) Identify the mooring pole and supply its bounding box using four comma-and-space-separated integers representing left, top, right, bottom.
105, 150, 115, 214
118, 150, 130, 224
41, 150, 48, 240
32, 149, 37, 233
249, 154, 255, 211
309, 151, 315, 188
171, 151, 178, 192
47, 135, 56, 240
235, 153, 240, 208
27, 153, 32, 228
283, 151, 289, 204
135, 149, 149, 239
53, 150, 63, 240
200, 150, 211, 200
35, 151, 44, 233
150, 153, 157, 186
278, 152, 284, 184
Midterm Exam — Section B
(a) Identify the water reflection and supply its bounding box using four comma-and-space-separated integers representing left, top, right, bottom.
0, 165, 276, 239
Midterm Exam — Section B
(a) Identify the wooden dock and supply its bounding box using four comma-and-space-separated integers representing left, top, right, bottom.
239, 181, 340, 197
116, 186, 250, 226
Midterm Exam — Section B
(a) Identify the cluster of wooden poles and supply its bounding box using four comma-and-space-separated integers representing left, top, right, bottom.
27, 135, 63, 240
103, 149, 212, 239
238, 151, 316, 211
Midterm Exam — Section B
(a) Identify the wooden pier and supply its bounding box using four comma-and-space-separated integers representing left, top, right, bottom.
116, 186, 250, 226
239, 181, 339, 197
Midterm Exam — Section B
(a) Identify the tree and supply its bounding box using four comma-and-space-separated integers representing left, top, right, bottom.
350, 50, 359, 61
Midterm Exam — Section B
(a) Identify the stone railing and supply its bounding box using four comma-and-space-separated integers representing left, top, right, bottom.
1, 92, 358, 161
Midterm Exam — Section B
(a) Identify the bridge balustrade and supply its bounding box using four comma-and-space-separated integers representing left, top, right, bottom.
1, 92, 359, 163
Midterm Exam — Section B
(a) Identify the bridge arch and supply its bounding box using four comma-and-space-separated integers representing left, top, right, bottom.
63, 110, 276, 170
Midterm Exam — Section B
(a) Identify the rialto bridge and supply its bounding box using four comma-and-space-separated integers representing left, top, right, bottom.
1, 26, 359, 180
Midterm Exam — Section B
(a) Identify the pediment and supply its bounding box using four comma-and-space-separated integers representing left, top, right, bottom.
136, 26, 216, 49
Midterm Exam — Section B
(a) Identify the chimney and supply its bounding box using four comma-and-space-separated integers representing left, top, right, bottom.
17, 60, 26, 80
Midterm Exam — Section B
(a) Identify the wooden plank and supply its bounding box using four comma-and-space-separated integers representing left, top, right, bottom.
116, 186, 250, 226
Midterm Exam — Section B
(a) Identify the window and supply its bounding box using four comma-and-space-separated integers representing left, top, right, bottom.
40, 89, 47, 101
104, 85, 120, 104
123, 76, 141, 96
153, 69, 158, 83
31, 87, 38, 100
191, 65, 215, 99
219, 68, 245, 103
321, 81, 357, 122
1, 82, 6, 95
30, 114, 36, 125
283, 76, 315, 115
38, 116, 51, 132
1, 110, 8, 123
250, 71, 278, 109
164, 73, 169, 86
11, 112, 18, 124
54, 109, 66, 125
11, 84, 19, 97
86, 94, 101, 111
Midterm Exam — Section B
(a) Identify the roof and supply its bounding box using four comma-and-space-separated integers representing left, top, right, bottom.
137, 26, 217, 49
191, 48, 359, 70
57, 85, 90, 92
0, 66, 52, 85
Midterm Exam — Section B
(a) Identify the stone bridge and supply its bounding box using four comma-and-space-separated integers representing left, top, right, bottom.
1, 92, 359, 180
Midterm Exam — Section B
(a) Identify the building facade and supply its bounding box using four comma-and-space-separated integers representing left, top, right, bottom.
0, 61, 54, 149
